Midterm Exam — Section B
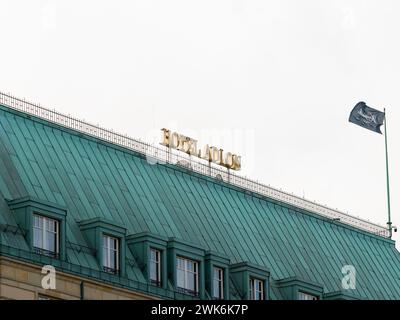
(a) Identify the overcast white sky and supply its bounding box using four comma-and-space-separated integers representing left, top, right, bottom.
1, 0, 399, 246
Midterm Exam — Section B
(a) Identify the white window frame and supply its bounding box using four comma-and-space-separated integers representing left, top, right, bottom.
102, 235, 119, 273
33, 214, 59, 255
213, 267, 224, 299
150, 248, 162, 286
176, 256, 199, 294
298, 291, 319, 300
249, 278, 264, 300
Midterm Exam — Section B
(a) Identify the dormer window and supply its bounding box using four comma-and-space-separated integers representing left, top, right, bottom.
249, 278, 264, 300
230, 262, 269, 300
102, 235, 119, 274
8, 197, 67, 260
79, 218, 126, 276
33, 214, 60, 258
126, 232, 168, 290
213, 267, 224, 299
298, 291, 319, 300
275, 277, 323, 300
150, 248, 162, 286
177, 256, 199, 296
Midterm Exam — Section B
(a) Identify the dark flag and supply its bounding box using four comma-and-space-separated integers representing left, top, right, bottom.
349, 102, 385, 134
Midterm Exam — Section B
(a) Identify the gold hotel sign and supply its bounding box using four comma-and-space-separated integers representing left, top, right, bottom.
161, 128, 241, 171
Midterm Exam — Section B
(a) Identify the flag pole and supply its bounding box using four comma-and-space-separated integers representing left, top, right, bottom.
384, 108, 392, 238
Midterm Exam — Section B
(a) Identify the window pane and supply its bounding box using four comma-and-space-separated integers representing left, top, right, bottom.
46, 219, 56, 232
187, 272, 195, 291
215, 268, 223, 281
110, 237, 117, 250
177, 258, 184, 270
103, 235, 107, 248
150, 261, 157, 281
150, 249, 161, 284
110, 248, 117, 269
213, 279, 220, 298
33, 215, 41, 228
177, 268, 185, 288
150, 249, 156, 261
103, 246, 108, 267
187, 260, 194, 272
46, 230, 56, 252
33, 227, 42, 248
257, 280, 264, 300
213, 268, 223, 299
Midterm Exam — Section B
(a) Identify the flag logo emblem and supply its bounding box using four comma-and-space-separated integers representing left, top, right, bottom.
349, 101, 385, 134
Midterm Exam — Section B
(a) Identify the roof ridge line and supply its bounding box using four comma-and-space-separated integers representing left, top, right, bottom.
0, 91, 390, 238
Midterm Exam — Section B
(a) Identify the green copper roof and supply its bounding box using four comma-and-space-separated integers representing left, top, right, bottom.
0, 102, 400, 300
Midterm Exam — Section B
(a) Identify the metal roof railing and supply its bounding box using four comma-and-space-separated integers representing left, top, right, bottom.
0, 91, 390, 238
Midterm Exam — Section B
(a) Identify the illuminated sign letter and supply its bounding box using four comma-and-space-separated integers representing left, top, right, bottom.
160, 129, 242, 171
